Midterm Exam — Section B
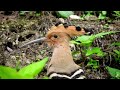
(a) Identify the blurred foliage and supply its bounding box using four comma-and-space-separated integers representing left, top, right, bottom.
71, 31, 120, 70
0, 57, 48, 79
106, 66, 120, 79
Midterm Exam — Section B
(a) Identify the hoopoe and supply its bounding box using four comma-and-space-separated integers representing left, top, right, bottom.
20, 23, 91, 79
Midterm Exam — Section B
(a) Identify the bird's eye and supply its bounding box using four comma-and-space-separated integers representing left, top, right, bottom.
53, 35, 58, 38
76, 26, 81, 31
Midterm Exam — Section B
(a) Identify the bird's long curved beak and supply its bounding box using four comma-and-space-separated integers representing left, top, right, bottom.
19, 37, 47, 48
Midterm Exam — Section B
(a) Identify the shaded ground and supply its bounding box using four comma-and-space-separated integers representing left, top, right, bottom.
0, 11, 120, 79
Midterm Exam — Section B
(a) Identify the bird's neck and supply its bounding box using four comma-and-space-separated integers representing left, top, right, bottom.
47, 41, 80, 75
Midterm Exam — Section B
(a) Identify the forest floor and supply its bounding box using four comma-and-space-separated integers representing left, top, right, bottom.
0, 11, 120, 79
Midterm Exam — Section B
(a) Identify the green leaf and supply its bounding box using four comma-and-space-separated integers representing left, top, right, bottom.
75, 31, 119, 47
35, 13, 41, 16
111, 42, 120, 46
98, 11, 107, 20
106, 66, 120, 79
94, 31, 117, 38
98, 13, 105, 20
0, 66, 26, 79
76, 35, 93, 46
113, 11, 120, 17
86, 47, 104, 56
56, 11, 74, 18
87, 59, 99, 69
113, 50, 120, 55
102, 11, 107, 15
18, 57, 48, 78
97, 51, 104, 56
76, 35, 91, 42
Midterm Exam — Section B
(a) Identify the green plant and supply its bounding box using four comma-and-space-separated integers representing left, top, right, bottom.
109, 42, 120, 63
79, 11, 94, 20
85, 11, 93, 16
0, 57, 48, 79
113, 50, 120, 63
98, 11, 107, 20
106, 66, 120, 79
86, 47, 105, 57
87, 59, 99, 69
79, 11, 107, 20
85, 47, 105, 69
56, 11, 74, 18
110, 42, 120, 46
71, 31, 119, 69
71, 31, 118, 47
113, 11, 120, 18
84, 11, 94, 17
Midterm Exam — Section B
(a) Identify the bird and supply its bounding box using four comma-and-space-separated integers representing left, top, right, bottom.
20, 23, 91, 79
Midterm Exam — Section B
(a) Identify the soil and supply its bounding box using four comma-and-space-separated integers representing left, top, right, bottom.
0, 11, 120, 79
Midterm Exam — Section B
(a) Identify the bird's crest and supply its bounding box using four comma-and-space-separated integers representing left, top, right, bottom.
46, 23, 86, 38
